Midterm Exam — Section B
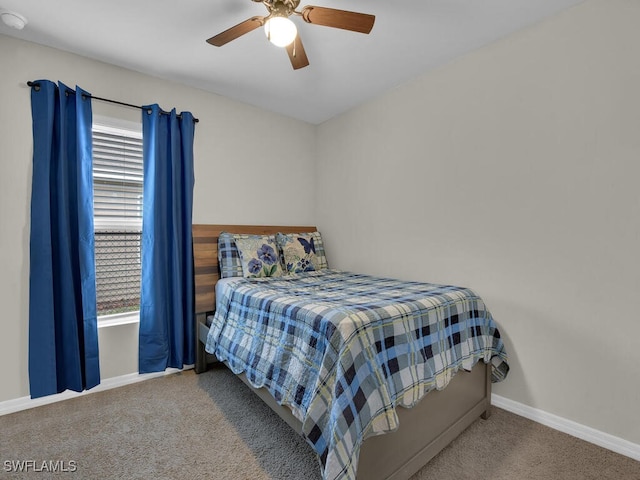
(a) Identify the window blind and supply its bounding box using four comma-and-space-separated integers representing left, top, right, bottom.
92, 126, 143, 231
92, 122, 143, 316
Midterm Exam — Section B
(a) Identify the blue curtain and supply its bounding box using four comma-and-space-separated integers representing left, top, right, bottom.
139, 105, 195, 373
29, 80, 99, 398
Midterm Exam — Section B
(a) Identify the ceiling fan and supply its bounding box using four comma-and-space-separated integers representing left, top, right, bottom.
206, 0, 375, 70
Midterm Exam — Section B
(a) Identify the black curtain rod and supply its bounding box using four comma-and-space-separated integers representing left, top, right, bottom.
27, 81, 199, 123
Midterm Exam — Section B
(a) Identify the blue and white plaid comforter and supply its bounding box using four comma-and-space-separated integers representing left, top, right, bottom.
206, 269, 508, 480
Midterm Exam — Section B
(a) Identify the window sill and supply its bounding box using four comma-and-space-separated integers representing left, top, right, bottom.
98, 312, 140, 329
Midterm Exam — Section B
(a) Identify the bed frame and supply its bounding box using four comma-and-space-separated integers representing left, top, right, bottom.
192, 224, 492, 480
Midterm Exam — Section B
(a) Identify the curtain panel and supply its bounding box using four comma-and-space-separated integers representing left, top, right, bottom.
29, 80, 100, 398
139, 105, 195, 373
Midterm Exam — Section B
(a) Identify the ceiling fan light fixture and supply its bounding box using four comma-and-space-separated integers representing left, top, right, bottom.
264, 16, 297, 47
206, 0, 375, 69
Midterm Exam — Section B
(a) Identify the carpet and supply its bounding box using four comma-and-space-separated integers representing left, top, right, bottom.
1, 366, 638, 479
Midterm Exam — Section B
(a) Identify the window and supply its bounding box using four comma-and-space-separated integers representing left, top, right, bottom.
92, 117, 143, 322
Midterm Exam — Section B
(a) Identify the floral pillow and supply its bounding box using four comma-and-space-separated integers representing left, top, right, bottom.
233, 234, 284, 278
276, 231, 328, 274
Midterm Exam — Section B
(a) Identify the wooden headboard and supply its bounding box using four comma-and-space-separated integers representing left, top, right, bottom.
192, 224, 317, 315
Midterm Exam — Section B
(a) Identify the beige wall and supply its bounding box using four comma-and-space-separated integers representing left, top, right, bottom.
316, 0, 640, 445
0, 34, 316, 402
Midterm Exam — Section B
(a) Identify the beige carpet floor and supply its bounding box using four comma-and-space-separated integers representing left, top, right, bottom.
1, 365, 638, 479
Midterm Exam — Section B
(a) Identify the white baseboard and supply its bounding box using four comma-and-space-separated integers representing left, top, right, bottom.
492, 394, 640, 462
0, 366, 190, 417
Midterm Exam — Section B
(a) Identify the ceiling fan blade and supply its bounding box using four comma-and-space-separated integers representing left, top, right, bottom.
301, 6, 375, 34
206, 17, 263, 47
285, 34, 309, 70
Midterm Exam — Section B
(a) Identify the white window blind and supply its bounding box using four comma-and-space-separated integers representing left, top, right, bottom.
93, 124, 143, 231
92, 121, 143, 317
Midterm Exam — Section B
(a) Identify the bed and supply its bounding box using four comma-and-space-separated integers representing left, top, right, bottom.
192, 224, 508, 480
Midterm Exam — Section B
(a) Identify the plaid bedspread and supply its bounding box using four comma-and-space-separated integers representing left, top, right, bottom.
205, 270, 508, 480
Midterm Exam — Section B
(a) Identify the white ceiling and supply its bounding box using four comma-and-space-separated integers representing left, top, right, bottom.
0, 0, 584, 124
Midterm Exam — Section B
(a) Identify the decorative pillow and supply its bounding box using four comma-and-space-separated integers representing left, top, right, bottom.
233, 234, 284, 278
276, 231, 328, 274
218, 232, 243, 278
